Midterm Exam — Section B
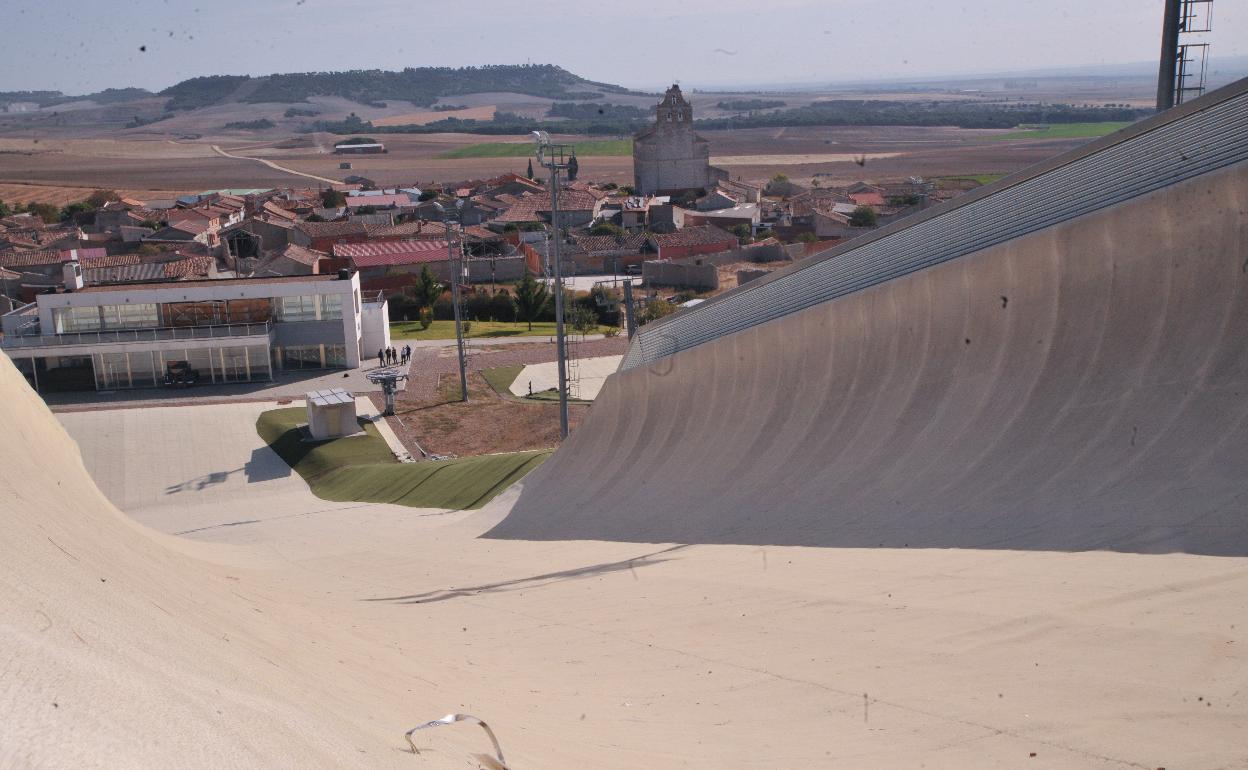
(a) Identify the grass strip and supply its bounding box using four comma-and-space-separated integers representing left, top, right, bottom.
256, 407, 549, 509
988, 121, 1132, 141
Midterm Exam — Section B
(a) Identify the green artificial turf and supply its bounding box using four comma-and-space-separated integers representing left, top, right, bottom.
480, 364, 523, 396
436, 139, 632, 159
256, 407, 549, 510
989, 121, 1133, 141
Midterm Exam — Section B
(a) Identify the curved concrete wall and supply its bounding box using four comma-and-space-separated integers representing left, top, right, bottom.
489, 159, 1248, 554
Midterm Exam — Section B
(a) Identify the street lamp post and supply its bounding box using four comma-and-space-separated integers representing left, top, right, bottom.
434, 201, 469, 402
533, 131, 572, 439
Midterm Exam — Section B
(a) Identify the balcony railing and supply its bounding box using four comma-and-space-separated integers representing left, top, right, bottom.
1, 320, 274, 350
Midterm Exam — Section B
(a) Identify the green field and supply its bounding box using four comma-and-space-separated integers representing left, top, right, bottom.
436, 139, 633, 159
935, 173, 1009, 186
256, 407, 548, 509
990, 122, 1133, 141
390, 320, 612, 340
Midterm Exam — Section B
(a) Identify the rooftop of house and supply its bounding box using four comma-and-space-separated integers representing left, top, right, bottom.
295, 220, 368, 238
648, 225, 737, 249
332, 240, 451, 268
75, 273, 345, 293
570, 233, 648, 253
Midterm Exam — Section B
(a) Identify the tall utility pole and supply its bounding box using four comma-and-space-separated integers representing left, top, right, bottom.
434, 201, 469, 402
533, 132, 572, 439
1157, 0, 1182, 111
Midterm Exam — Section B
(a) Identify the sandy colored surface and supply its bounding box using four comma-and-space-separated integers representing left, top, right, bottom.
4, 350, 1247, 768
509, 354, 622, 400
54, 398, 407, 534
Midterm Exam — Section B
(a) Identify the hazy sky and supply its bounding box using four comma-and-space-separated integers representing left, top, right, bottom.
2, 0, 1244, 94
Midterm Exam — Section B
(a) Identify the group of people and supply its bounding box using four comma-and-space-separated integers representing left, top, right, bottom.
377, 345, 411, 368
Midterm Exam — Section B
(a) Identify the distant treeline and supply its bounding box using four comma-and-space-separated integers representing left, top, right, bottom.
0, 87, 152, 109
695, 100, 1151, 130
310, 99, 1150, 136
224, 118, 275, 130
546, 102, 649, 121
306, 109, 642, 137
159, 65, 649, 111
716, 99, 787, 111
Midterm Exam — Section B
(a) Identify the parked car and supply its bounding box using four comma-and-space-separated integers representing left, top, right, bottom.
163, 360, 200, 388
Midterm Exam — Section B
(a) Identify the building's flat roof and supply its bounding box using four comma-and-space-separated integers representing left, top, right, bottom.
76, 274, 347, 293
306, 388, 354, 407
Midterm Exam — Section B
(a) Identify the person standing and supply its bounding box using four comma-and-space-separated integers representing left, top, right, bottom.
377, 348, 384, 368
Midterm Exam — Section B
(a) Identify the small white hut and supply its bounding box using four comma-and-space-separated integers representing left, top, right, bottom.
305, 389, 359, 440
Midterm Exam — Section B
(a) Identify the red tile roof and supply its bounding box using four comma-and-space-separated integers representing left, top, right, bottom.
272, 243, 326, 267
163, 255, 215, 279
848, 191, 886, 207
345, 194, 412, 209
295, 220, 368, 238
80, 253, 142, 269
0, 250, 70, 268
571, 233, 648, 253
648, 225, 737, 249
333, 240, 451, 268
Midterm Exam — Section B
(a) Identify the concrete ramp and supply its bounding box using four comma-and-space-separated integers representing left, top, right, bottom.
489, 84, 1248, 554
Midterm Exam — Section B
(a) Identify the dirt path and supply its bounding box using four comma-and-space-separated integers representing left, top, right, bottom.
209, 144, 340, 184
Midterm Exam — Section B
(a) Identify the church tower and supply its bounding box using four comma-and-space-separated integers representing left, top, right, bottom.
632, 85, 722, 195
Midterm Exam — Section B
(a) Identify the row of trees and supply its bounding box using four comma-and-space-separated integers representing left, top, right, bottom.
389, 267, 618, 332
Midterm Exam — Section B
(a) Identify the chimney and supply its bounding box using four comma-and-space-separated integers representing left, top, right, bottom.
62, 260, 84, 291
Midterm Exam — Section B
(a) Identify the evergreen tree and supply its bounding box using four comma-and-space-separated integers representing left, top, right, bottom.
514, 270, 551, 331
412, 265, 443, 310
526, 158, 534, 179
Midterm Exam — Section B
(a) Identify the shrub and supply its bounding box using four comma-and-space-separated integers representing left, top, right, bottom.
419, 307, 433, 330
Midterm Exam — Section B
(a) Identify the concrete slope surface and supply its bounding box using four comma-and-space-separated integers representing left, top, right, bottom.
5, 343, 1248, 768
490, 159, 1248, 553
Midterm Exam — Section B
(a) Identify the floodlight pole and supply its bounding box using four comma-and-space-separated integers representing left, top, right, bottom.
535, 133, 571, 439
447, 210, 469, 402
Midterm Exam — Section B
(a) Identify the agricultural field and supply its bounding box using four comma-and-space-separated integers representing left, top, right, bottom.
436, 138, 633, 159
989, 121, 1134, 141
0, 116, 1139, 193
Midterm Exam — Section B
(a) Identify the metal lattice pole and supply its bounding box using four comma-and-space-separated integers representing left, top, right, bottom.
534, 132, 573, 439
447, 213, 468, 402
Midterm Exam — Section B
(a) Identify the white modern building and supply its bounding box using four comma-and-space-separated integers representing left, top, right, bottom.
1, 268, 390, 393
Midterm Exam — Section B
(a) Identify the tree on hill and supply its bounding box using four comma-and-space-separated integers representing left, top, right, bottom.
321, 188, 346, 207
514, 270, 551, 331
849, 205, 878, 227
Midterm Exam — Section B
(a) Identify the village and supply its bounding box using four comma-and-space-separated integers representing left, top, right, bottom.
0, 85, 960, 355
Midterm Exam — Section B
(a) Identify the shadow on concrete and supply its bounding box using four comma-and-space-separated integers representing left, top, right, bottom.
362, 545, 689, 605
244, 446, 292, 483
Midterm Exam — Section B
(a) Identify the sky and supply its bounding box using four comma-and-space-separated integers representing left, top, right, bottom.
2, 0, 1245, 94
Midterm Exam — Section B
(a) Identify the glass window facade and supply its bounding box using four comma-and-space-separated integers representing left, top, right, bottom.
275, 294, 343, 322
89, 344, 273, 390
54, 303, 159, 333
53, 306, 103, 333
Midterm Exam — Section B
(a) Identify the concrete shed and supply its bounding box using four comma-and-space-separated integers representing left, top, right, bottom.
305, 388, 358, 440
